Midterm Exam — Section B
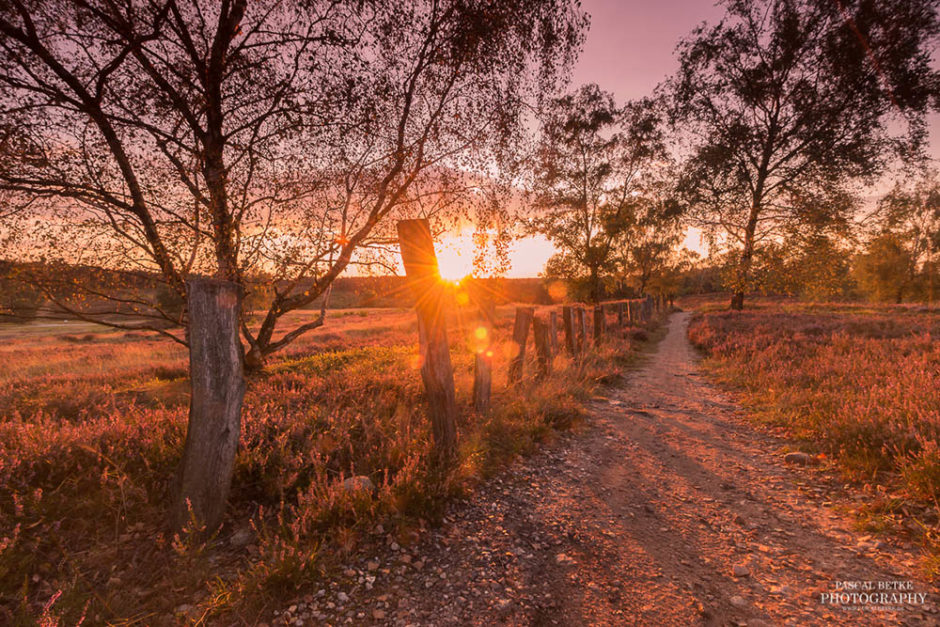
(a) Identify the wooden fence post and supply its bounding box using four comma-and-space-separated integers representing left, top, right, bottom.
397, 219, 458, 462
472, 298, 495, 414
508, 306, 534, 383
617, 302, 625, 327
578, 306, 589, 352
593, 305, 606, 345
533, 316, 553, 377
173, 277, 246, 534
549, 310, 559, 357
562, 306, 577, 354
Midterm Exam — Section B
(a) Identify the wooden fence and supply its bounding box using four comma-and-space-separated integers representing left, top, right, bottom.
396, 219, 674, 460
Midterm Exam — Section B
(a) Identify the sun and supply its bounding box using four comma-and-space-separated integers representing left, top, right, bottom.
436, 234, 476, 283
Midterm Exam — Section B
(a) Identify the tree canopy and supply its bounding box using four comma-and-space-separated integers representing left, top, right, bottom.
0, 0, 587, 363
529, 83, 668, 302
671, 0, 940, 309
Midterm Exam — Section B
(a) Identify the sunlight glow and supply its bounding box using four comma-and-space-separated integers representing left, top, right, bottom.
436, 234, 476, 282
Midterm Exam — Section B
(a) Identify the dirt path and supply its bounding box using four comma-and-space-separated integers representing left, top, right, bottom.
274, 312, 937, 626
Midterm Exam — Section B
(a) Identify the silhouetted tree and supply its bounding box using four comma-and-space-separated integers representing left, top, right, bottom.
0, 0, 586, 532
854, 233, 917, 303
877, 173, 940, 302
671, 0, 940, 310
529, 84, 666, 302
609, 178, 684, 295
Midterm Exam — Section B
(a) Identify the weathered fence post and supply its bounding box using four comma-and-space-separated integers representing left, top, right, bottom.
593, 305, 606, 345
508, 306, 534, 383
533, 316, 553, 377
549, 310, 559, 357
578, 306, 589, 352
562, 306, 577, 354
472, 297, 495, 414
173, 277, 246, 534
397, 219, 458, 462
617, 302, 625, 327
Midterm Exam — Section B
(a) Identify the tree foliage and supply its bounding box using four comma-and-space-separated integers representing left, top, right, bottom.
529, 83, 667, 302
609, 177, 685, 295
671, 0, 940, 309
0, 0, 586, 363
855, 172, 940, 303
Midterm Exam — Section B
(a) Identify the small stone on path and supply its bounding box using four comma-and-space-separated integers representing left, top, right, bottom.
784, 452, 812, 466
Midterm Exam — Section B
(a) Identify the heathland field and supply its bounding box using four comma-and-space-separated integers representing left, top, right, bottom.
688, 299, 940, 574
4, 299, 940, 624
0, 303, 658, 624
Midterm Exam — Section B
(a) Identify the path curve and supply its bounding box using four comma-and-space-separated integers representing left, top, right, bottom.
276, 312, 936, 626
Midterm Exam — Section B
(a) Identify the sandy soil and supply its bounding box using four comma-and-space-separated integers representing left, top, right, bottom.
273, 312, 937, 626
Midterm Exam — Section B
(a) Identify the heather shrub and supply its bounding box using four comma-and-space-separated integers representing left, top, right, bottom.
0, 306, 663, 621
689, 305, 940, 573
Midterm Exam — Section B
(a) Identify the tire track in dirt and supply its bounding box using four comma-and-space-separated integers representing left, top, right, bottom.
275, 312, 937, 626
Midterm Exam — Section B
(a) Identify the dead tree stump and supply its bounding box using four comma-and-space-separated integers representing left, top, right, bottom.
173, 277, 246, 534
508, 306, 534, 383
397, 219, 458, 463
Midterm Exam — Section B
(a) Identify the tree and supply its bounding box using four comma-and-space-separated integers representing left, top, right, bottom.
854, 233, 916, 303
876, 172, 940, 303
0, 0, 586, 532
671, 0, 940, 310
609, 178, 684, 295
529, 84, 666, 302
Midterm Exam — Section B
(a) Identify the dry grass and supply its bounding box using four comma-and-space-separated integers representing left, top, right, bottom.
687, 300, 940, 577
0, 303, 662, 624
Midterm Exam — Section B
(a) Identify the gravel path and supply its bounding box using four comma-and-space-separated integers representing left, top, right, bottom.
272, 312, 937, 626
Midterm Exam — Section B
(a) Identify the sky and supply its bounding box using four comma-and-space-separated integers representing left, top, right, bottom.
472, 0, 940, 279
462, 0, 726, 278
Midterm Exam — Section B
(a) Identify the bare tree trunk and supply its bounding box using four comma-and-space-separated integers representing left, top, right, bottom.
732, 206, 761, 311
172, 277, 245, 534
397, 220, 458, 463
590, 266, 603, 303
508, 306, 534, 383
